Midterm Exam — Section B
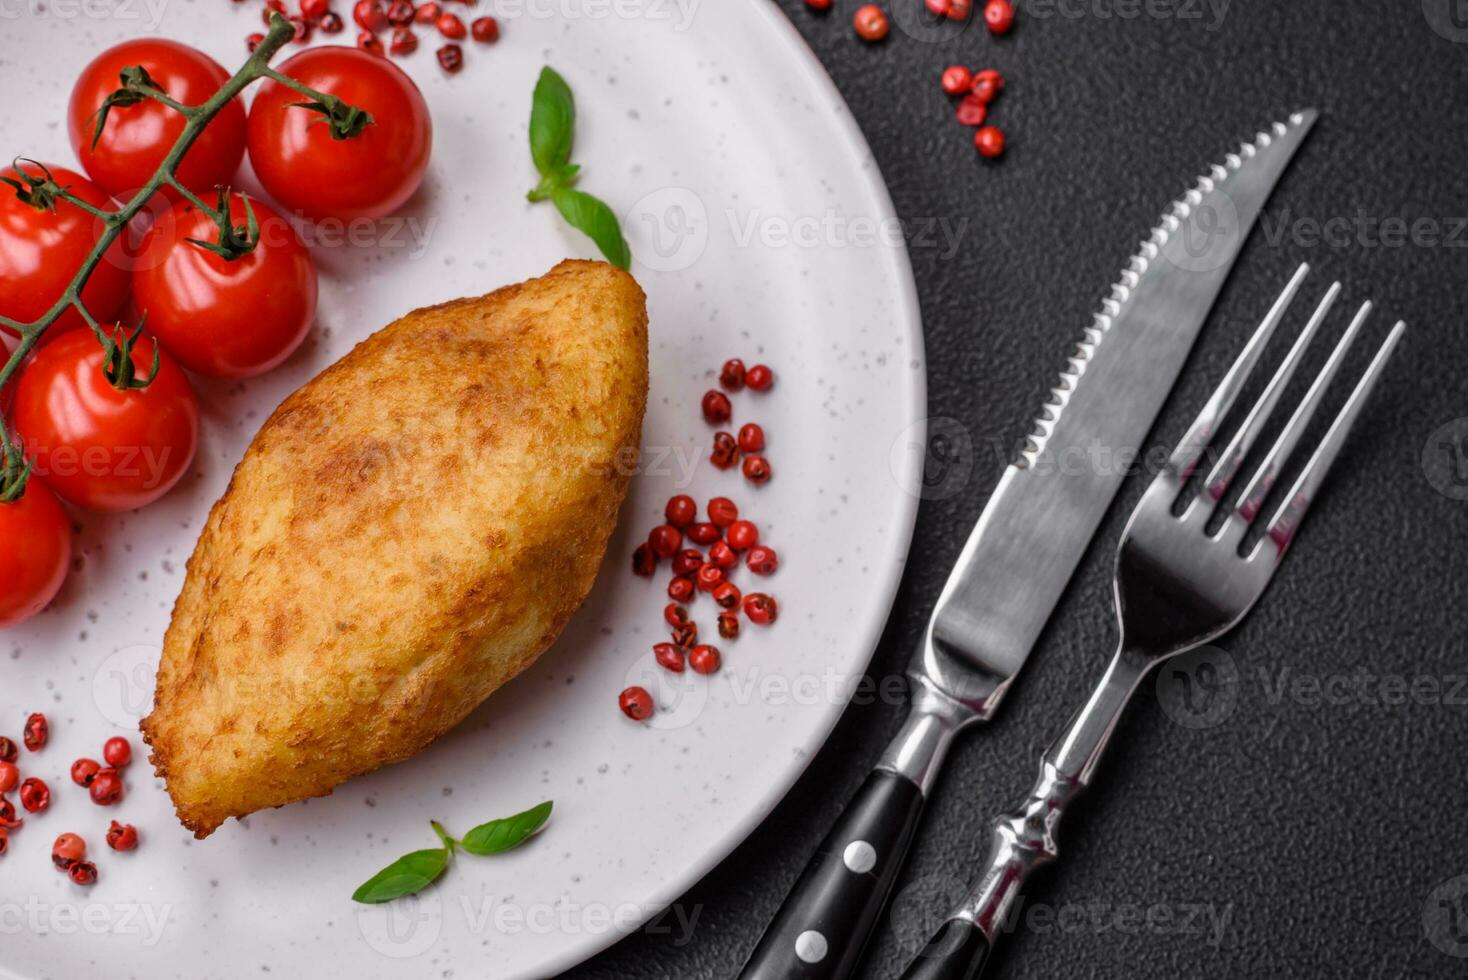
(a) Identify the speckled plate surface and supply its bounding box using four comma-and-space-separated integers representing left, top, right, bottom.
0, 3, 924, 977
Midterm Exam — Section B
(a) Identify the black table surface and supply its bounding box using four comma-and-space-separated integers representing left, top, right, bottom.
572, 1, 1468, 977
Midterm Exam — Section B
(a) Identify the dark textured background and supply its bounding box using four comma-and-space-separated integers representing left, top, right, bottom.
572, 1, 1468, 977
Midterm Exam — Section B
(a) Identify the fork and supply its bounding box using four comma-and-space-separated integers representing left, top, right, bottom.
897, 264, 1406, 980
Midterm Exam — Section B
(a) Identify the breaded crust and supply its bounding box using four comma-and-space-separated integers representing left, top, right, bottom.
141, 260, 648, 838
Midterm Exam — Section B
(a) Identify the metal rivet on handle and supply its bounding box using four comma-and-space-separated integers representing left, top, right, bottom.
842, 840, 877, 874
795, 931, 828, 964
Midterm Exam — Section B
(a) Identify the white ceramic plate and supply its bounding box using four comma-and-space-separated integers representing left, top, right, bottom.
0, 2, 924, 977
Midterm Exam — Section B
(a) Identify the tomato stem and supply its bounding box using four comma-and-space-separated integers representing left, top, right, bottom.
0, 13, 371, 494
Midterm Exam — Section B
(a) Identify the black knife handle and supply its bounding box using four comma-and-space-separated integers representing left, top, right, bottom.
738, 768, 926, 980
897, 918, 992, 980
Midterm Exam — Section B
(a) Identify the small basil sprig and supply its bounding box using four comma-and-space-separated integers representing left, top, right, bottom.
352, 803, 554, 905
526, 67, 631, 270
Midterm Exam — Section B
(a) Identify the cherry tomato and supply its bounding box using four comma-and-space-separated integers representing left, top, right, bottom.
68, 40, 246, 201
133, 194, 317, 378
0, 477, 71, 628
13, 330, 198, 512
246, 47, 432, 221
0, 164, 131, 342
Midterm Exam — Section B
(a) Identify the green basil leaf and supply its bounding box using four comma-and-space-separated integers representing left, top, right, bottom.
550, 188, 631, 270
459, 801, 554, 856
529, 67, 576, 178
351, 847, 450, 904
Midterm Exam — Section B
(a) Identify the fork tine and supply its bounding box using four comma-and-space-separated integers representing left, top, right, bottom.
1167, 263, 1310, 481
1233, 299, 1371, 524
1197, 282, 1342, 509
1259, 321, 1406, 555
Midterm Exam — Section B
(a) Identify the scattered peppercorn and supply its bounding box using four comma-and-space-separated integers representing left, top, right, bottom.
0, 737, 15, 763
632, 543, 656, 577
106, 821, 139, 852
89, 769, 123, 806
745, 364, 774, 391
0, 762, 16, 794
983, 0, 1014, 34
719, 358, 747, 391
746, 545, 780, 576
695, 562, 726, 592
23, 713, 46, 752
671, 621, 698, 649
713, 581, 742, 609
52, 832, 86, 870
717, 611, 740, 640
707, 497, 738, 527
619, 686, 654, 721
648, 523, 684, 559
653, 643, 685, 673
726, 520, 759, 551
744, 593, 779, 625
19, 778, 49, 813
672, 549, 704, 576
701, 390, 733, 425
975, 125, 1006, 158
667, 575, 695, 602
665, 494, 696, 528
956, 96, 988, 127
103, 737, 132, 768
971, 68, 1004, 103
742, 454, 772, 484
942, 65, 974, 96
68, 861, 98, 886
736, 423, 765, 454
470, 15, 499, 42
708, 540, 738, 569
710, 431, 740, 469
71, 758, 100, 787
688, 644, 722, 675
436, 10, 465, 37
389, 26, 418, 55
853, 2, 889, 40
436, 43, 464, 72
687, 522, 721, 545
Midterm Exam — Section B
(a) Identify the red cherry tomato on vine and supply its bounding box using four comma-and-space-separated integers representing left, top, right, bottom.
133, 194, 318, 378
0, 163, 131, 342
246, 47, 432, 221
67, 39, 246, 201
12, 330, 198, 512
0, 478, 71, 629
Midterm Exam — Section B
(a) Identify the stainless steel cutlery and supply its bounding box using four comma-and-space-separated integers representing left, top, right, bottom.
738, 109, 1319, 980
898, 265, 1405, 980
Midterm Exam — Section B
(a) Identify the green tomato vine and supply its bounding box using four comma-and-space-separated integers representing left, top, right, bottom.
0, 15, 372, 502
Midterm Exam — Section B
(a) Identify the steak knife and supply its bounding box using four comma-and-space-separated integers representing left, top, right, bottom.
738, 108, 1319, 980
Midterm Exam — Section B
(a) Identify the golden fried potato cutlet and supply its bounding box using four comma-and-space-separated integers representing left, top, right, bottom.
141, 260, 648, 838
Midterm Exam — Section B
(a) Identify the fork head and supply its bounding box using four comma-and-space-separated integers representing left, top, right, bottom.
1113, 263, 1405, 662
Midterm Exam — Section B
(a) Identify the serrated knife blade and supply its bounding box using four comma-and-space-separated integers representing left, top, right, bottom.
922, 109, 1319, 715
739, 109, 1318, 980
